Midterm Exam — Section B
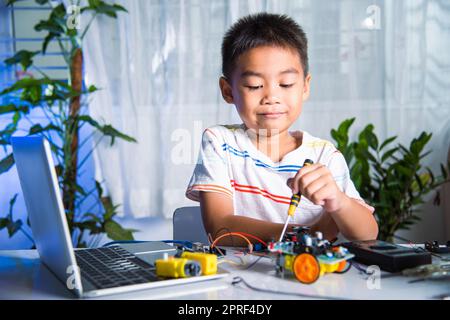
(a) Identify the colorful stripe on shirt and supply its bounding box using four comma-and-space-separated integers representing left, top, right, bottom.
222, 143, 302, 172
187, 184, 233, 200
230, 180, 291, 205
186, 181, 291, 205
187, 181, 373, 212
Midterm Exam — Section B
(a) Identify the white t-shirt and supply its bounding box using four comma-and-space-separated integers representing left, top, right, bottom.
186, 124, 373, 226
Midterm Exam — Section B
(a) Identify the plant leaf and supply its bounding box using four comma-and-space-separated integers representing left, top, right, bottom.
35, 19, 64, 35
77, 115, 137, 145
87, 85, 99, 93
1, 194, 22, 237
441, 163, 449, 179
0, 218, 9, 230
4, 50, 40, 71
82, 213, 102, 224
33, 4, 67, 53
95, 180, 104, 198
101, 124, 137, 145
381, 147, 398, 163
29, 123, 62, 135
410, 132, 432, 156
379, 136, 397, 151
104, 220, 134, 241
338, 118, 355, 136
6, 219, 23, 237
42, 33, 56, 54
6, 0, 21, 5
419, 150, 432, 160
0, 104, 30, 115
0, 154, 15, 174
84, 1, 128, 17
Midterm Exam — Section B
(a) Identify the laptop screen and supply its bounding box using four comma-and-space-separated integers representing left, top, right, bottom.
11, 136, 83, 296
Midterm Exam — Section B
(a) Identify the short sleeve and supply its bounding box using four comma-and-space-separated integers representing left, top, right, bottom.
327, 150, 375, 213
185, 128, 233, 201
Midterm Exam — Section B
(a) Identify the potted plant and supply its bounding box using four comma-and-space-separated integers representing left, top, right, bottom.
0, 0, 137, 248
331, 118, 449, 242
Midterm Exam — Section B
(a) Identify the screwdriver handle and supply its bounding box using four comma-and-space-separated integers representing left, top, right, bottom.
279, 159, 314, 242
287, 159, 314, 216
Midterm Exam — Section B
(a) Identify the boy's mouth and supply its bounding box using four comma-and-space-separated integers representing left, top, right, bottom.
257, 111, 287, 119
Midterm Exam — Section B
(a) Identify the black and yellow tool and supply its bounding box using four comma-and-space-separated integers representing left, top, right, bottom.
278, 159, 314, 242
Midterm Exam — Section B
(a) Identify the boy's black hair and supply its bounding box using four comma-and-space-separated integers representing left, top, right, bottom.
221, 12, 309, 81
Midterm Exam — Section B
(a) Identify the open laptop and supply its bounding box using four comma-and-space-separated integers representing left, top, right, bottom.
11, 136, 228, 298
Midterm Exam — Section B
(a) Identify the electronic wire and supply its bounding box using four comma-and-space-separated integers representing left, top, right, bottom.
231, 276, 349, 300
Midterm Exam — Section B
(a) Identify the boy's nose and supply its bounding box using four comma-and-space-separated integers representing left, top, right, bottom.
262, 96, 279, 104
262, 96, 281, 105
261, 87, 281, 104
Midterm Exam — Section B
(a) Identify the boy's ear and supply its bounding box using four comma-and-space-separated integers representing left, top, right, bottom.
219, 76, 234, 104
302, 73, 312, 101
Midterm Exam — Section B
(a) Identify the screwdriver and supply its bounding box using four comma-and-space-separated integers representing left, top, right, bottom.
278, 159, 314, 242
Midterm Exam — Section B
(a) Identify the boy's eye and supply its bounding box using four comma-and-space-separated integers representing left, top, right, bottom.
245, 85, 263, 91
244, 83, 295, 90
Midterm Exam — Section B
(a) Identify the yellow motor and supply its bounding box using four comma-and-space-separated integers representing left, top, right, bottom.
155, 256, 201, 278
181, 251, 218, 275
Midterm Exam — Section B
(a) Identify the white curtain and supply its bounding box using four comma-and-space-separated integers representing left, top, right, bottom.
84, 0, 450, 235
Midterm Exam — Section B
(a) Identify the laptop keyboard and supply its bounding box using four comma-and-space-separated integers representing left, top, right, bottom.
75, 246, 159, 289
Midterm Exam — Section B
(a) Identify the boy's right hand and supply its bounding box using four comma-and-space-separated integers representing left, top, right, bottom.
286, 163, 349, 214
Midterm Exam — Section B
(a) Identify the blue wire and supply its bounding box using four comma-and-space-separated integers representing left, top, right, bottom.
102, 239, 194, 248
102, 240, 145, 247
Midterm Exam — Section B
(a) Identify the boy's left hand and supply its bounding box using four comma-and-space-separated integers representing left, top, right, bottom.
287, 163, 349, 213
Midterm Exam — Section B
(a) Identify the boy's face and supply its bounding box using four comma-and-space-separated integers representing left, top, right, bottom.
220, 45, 311, 136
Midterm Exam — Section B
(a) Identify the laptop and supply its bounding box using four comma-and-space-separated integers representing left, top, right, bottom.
11, 136, 228, 298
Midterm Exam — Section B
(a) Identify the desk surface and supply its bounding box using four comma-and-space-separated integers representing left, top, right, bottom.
1, 249, 449, 300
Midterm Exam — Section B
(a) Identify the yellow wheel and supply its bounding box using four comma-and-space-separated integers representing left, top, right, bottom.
293, 253, 320, 284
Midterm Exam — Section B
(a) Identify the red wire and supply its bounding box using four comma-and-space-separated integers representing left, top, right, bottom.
232, 232, 268, 247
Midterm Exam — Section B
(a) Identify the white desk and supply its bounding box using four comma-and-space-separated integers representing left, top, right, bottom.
0, 249, 449, 300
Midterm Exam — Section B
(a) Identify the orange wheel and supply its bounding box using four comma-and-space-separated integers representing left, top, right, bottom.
293, 253, 320, 284
335, 260, 351, 274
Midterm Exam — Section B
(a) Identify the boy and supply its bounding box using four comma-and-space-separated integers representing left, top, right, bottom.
186, 13, 378, 245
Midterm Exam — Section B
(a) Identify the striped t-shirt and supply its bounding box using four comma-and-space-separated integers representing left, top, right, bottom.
186, 124, 373, 226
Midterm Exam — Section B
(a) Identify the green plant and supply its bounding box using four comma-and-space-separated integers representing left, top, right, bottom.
0, 0, 137, 248
331, 118, 450, 242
